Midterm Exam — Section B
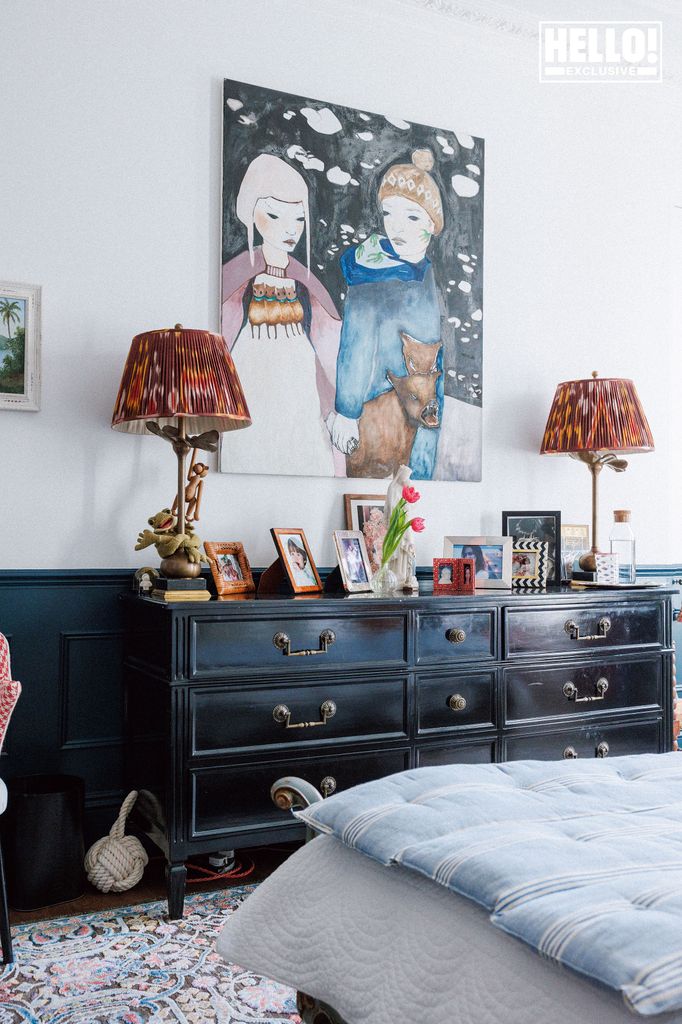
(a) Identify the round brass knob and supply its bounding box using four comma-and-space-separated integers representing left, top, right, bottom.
563, 745, 579, 759
320, 699, 337, 719
446, 627, 467, 645
320, 776, 337, 797
448, 694, 467, 712
320, 629, 336, 647
272, 704, 290, 724
563, 682, 578, 700
273, 631, 289, 651
596, 741, 610, 758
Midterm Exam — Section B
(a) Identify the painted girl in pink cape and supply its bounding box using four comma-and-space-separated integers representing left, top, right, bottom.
221, 154, 344, 477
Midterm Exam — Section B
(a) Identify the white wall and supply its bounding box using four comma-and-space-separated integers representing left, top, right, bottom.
2, 0, 681, 569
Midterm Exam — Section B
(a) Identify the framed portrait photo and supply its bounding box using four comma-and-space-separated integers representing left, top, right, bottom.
502, 511, 561, 585
561, 524, 590, 578
205, 541, 255, 595
443, 535, 512, 589
271, 528, 322, 594
344, 493, 386, 574
0, 281, 41, 411
333, 530, 373, 592
511, 539, 549, 591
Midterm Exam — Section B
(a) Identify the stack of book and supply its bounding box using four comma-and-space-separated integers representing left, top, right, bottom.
152, 577, 211, 602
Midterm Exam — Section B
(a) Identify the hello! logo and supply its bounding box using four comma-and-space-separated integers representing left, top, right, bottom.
540, 22, 662, 82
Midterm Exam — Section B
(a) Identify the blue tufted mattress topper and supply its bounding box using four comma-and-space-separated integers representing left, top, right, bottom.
297, 752, 682, 1016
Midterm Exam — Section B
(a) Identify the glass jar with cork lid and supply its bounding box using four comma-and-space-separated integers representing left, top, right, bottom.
609, 510, 636, 583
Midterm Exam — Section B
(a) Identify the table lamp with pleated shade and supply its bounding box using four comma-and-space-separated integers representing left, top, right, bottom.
112, 324, 251, 580
541, 372, 653, 572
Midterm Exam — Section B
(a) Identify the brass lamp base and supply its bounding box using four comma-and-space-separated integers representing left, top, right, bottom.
578, 550, 597, 572
160, 551, 202, 579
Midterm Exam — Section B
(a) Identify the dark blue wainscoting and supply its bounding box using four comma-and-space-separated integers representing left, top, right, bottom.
0, 570, 133, 843
0, 565, 680, 844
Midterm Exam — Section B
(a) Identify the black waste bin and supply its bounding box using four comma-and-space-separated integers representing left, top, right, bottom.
3, 774, 85, 910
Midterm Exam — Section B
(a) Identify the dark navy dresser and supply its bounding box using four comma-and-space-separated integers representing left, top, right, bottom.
122, 584, 675, 917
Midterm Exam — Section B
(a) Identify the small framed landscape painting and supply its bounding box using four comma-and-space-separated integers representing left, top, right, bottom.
502, 511, 561, 585
344, 494, 386, 574
0, 281, 41, 411
271, 528, 322, 594
333, 530, 373, 593
443, 535, 512, 589
205, 541, 256, 596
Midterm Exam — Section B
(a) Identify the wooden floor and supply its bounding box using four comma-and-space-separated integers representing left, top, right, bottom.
9, 844, 298, 924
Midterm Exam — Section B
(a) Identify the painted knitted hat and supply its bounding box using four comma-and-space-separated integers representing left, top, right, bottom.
378, 149, 444, 235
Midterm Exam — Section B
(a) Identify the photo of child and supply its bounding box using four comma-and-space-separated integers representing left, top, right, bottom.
341, 537, 369, 584
218, 554, 243, 582
283, 535, 318, 588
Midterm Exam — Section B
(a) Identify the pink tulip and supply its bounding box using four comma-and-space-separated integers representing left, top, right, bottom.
402, 485, 421, 504
410, 517, 426, 533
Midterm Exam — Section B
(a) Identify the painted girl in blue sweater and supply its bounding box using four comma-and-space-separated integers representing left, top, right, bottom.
329, 149, 444, 480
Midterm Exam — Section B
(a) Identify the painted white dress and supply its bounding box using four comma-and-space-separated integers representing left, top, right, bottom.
225, 272, 334, 478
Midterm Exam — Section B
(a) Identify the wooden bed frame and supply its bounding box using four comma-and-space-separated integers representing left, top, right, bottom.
271, 777, 349, 1024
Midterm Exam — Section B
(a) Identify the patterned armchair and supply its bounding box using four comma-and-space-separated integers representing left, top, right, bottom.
0, 633, 21, 963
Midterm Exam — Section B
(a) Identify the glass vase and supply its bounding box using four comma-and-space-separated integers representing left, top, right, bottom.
371, 563, 398, 596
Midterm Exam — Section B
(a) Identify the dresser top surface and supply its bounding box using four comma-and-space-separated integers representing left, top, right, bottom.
124, 583, 675, 614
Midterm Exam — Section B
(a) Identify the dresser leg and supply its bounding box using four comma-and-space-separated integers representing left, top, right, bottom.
166, 861, 186, 919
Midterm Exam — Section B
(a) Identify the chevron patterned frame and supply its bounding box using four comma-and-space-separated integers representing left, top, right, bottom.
511, 539, 548, 590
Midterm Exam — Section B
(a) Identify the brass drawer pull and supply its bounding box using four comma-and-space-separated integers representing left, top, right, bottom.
563, 677, 609, 703
273, 700, 337, 730
446, 627, 467, 645
320, 776, 337, 797
564, 617, 611, 641
563, 745, 579, 759
273, 629, 336, 657
448, 694, 467, 712
596, 741, 610, 758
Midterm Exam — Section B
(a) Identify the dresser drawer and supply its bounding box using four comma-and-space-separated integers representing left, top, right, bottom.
416, 739, 495, 767
505, 602, 664, 657
417, 671, 495, 734
190, 613, 407, 676
505, 719, 661, 762
190, 677, 408, 755
189, 747, 410, 838
416, 611, 496, 665
504, 657, 662, 725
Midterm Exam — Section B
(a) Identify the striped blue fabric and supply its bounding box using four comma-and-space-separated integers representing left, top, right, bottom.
296, 752, 682, 1016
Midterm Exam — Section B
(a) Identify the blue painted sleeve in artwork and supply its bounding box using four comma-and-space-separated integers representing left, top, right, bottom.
335, 289, 376, 420
409, 347, 444, 480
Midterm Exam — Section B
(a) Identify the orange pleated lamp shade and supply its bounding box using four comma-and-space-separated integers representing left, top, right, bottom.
111, 325, 251, 435
540, 375, 654, 455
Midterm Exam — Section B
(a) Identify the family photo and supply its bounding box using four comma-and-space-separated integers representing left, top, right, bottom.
220, 78, 484, 482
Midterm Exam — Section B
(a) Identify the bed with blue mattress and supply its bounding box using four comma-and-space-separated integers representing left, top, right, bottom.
217, 752, 682, 1023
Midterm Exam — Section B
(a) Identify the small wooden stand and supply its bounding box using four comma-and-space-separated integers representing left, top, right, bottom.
257, 557, 291, 595
323, 565, 344, 593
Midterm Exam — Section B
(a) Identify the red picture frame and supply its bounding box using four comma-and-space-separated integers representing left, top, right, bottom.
433, 557, 475, 595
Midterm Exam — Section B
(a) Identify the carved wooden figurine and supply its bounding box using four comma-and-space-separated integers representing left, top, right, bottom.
172, 448, 209, 523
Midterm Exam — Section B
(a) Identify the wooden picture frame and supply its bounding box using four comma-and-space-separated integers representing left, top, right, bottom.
271, 528, 322, 594
0, 281, 41, 411
205, 541, 255, 595
443, 535, 512, 589
344, 493, 386, 574
333, 530, 373, 593
511, 539, 548, 590
502, 510, 561, 585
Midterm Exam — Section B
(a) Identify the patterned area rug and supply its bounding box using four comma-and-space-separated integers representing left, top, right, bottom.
0, 886, 300, 1023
